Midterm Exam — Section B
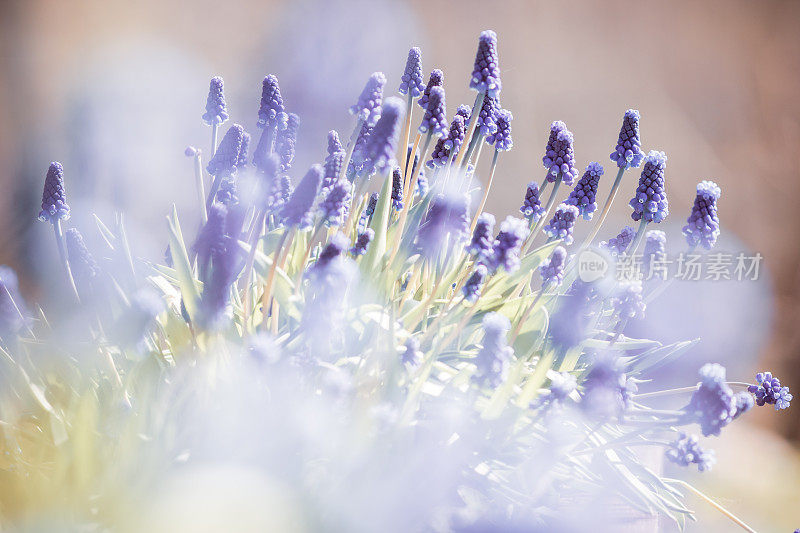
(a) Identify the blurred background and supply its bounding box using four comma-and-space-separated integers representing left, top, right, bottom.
0, 0, 798, 529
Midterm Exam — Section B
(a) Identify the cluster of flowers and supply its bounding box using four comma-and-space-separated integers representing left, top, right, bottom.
0, 29, 791, 532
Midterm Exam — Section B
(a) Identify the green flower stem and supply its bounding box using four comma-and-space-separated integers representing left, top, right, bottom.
257, 228, 294, 332
211, 122, 219, 159
508, 288, 544, 343
338, 118, 364, 182
634, 382, 752, 399
397, 93, 414, 179
241, 209, 267, 326
582, 165, 626, 248
664, 479, 757, 533
54, 219, 80, 303
463, 135, 485, 192
523, 175, 562, 254
627, 219, 649, 256
453, 92, 485, 169
193, 151, 207, 225
470, 149, 500, 235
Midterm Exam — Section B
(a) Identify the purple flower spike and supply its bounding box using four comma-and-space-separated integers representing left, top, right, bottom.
539, 246, 567, 287
542, 124, 578, 185
612, 280, 646, 320
65, 228, 99, 296
401, 337, 422, 366
278, 175, 293, 207
418, 86, 447, 137
255, 153, 281, 209
399, 47, 424, 97
416, 194, 465, 259
327, 130, 343, 157
475, 95, 499, 138
236, 131, 251, 171
466, 212, 495, 259
486, 216, 529, 274
630, 150, 669, 223
666, 432, 716, 472
565, 162, 604, 220
391, 168, 404, 210
281, 165, 323, 229
470, 30, 502, 98
202, 76, 229, 126
474, 312, 513, 387
319, 180, 352, 227
351, 228, 374, 256
643, 230, 667, 279
685, 363, 752, 436
683, 180, 721, 250
257, 75, 285, 129
207, 124, 244, 178
428, 115, 466, 168
322, 151, 345, 195
601, 225, 636, 255
487, 108, 512, 151
520, 181, 545, 223
582, 354, 638, 419
418, 69, 443, 110
276, 113, 300, 172
216, 179, 238, 206
456, 104, 471, 123
462, 264, 488, 303
363, 96, 404, 175
38, 162, 70, 223
349, 122, 373, 178
198, 232, 242, 331
543, 204, 579, 245
351, 72, 386, 127
194, 203, 228, 270
749, 372, 792, 411
610, 109, 644, 169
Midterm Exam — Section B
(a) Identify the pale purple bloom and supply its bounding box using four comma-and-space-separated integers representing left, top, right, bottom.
565, 162, 603, 220
327, 130, 343, 156
351, 72, 386, 127
236, 132, 251, 171
391, 168, 404, 210
520, 181, 545, 222
428, 115, 466, 168
322, 151, 345, 195
349, 122, 373, 178
257, 74, 285, 128
362, 97, 404, 175
610, 109, 643, 168
319, 180, 352, 227
65, 228, 99, 297
202, 76, 229, 126
469, 30, 502, 98
38, 162, 70, 223
683, 180, 721, 250
542, 125, 578, 185
466, 213, 495, 259
685, 363, 752, 436
601, 226, 635, 255
198, 230, 242, 331
416, 194, 466, 259
630, 150, 669, 223
399, 47, 424, 97
418, 69, 443, 110
582, 354, 638, 418
281, 165, 322, 229
462, 264, 488, 303
475, 95, 498, 138
539, 246, 567, 287
543, 204, 579, 245
418, 86, 447, 137
276, 113, 299, 172
612, 281, 646, 320
402, 337, 422, 366
643, 230, 667, 279
666, 432, 716, 472
474, 312, 513, 387
749, 372, 792, 411
207, 124, 244, 177
487, 108, 512, 151
485, 216, 529, 273
351, 228, 374, 256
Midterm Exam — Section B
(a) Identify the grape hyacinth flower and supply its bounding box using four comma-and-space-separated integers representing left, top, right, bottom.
539, 246, 567, 287
418, 69, 443, 110
319, 180, 352, 227
520, 181, 545, 223
466, 213, 495, 259
612, 281, 646, 320
359, 192, 379, 230
391, 168, 404, 210
207, 124, 244, 178
630, 150, 669, 223
348, 122, 373, 178
610, 109, 644, 168
474, 312, 513, 387
542, 125, 578, 185
684, 363, 752, 437
281, 165, 323, 229
486, 108, 512, 151
327, 130, 343, 157
462, 264, 488, 303
418, 86, 447, 137
416, 194, 466, 260
748, 372, 792, 411
276, 113, 299, 172
534, 371, 578, 411
236, 131, 251, 171
469, 30, 502, 98
198, 233, 242, 330
601, 226, 636, 255
322, 151, 345, 194
350, 72, 386, 127
565, 162, 603, 220
351, 228, 374, 256
202, 76, 229, 126
682, 180, 721, 250
582, 354, 638, 419
428, 115, 465, 168
401, 336, 422, 366
362, 97, 404, 176
0, 266, 27, 342
257, 74, 285, 128
456, 104, 471, 123
399, 47, 424, 97
475, 95, 499, 138
416, 167, 429, 197
194, 203, 227, 276
38, 162, 70, 223
642, 230, 667, 279
278, 174, 293, 207
65, 228, 99, 298
543, 204, 579, 245
216, 179, 238, 206
485, 216, 529, 274
666, 433, 716, 472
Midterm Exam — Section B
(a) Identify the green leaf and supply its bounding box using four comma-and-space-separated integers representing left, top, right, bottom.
363, 171, 393, 272
166, 205, 200, 320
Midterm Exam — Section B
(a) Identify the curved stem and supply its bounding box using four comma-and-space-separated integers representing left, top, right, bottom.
339, 119, 364, 183
54, 219, 80, 303
211, 122, 219, 159
626, 219, 649, 256
453, 92, 485, 169
582, 165, 626, 248
388, 133, 433, 264
193, 152, 207, 225
398, 93, 414, 178
665, 479, 757, 533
